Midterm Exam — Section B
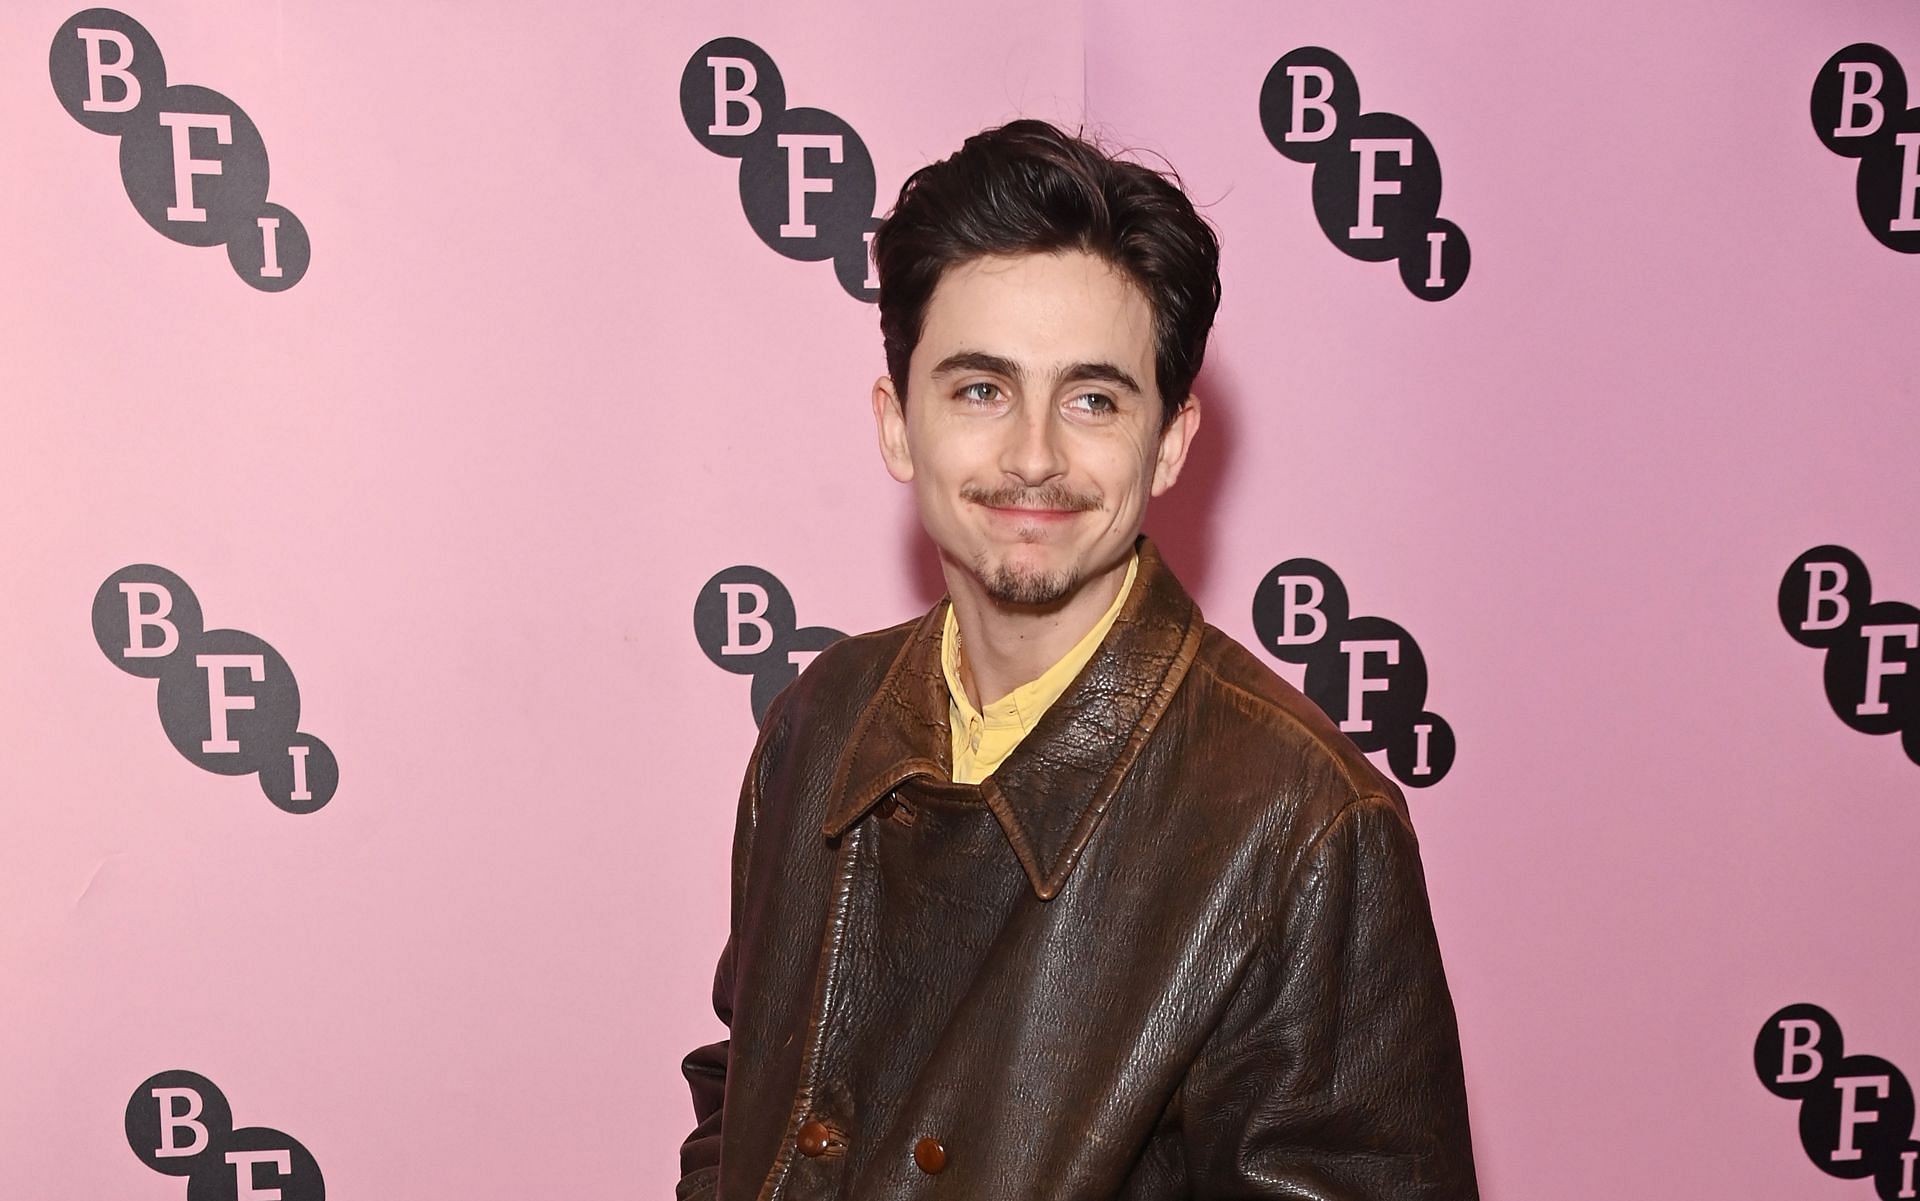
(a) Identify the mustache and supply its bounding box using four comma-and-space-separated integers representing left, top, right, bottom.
960, 482, 1103, 512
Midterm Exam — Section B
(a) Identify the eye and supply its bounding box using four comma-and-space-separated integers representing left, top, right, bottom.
958, 382, 1003, 405
1067, 391, 1118, 416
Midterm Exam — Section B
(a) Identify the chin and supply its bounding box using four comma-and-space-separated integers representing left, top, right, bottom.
974, 548, 1081, 608
982, 569, 1078, 607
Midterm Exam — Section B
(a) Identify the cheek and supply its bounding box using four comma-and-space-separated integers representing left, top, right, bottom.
910, 441, 962, 490
913, 420, 994, 483
908, 446, 971, 523
1094, 435, 1159, 498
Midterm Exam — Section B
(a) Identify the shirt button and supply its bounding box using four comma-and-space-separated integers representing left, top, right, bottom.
797, 1119, 831, 1157
913, 1136, 947, 1175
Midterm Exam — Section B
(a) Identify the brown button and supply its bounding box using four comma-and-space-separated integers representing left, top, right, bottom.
875, 795, 898, 820
797, 1119, 831, 1157
913, 1136, 947, 1175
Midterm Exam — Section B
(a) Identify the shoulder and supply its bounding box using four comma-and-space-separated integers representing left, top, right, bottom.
758, 614, 922, 742
1171, 623, 1407, 823
789, 615, 919, 699
1166, 625, 1424, 907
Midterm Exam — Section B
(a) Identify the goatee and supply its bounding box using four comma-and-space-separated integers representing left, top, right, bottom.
976, 559, 1080, 607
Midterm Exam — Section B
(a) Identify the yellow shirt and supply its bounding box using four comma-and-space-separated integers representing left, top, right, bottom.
941, 554, 1139, 785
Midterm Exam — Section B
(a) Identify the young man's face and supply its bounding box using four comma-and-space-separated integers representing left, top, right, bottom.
874, 251, 1199, 609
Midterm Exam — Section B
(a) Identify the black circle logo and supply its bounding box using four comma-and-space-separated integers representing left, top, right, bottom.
49, 8, 167, 135
1251, 558, 1454, 786
681, 38, 880, 301
127, 1070, 232, 1177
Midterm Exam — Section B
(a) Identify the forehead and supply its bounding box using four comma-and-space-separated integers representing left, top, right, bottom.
913, 251, 1156, 377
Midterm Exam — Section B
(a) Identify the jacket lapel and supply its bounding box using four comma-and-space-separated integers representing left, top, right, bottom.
824, 538, 1206, 899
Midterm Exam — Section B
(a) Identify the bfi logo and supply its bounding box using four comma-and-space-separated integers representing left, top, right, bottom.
48, 8, 310, 290
1756, 1005, 1918, 1200
92, 565, 338, 812
126, 1070, 323, 1201
1251, 558, 1455, 787
1812, 43, 1920, 255
1258, 47, 1469, 300
695, 565, 846, 726
1779, 546, 1919, 767
680, 37, 880, 302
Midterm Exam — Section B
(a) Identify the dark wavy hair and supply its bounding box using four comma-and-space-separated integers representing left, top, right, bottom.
873, 119, 1221, 427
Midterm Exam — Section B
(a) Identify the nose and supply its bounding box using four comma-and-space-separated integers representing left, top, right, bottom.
998, 396, 1067, 487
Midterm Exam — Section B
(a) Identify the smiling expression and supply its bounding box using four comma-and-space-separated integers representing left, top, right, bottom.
874, 250, 1198, 610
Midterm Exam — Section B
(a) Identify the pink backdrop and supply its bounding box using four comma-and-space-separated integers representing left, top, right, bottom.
3, 1, 1916, 1197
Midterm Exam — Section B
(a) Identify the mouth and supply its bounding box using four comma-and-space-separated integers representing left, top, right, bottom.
982, 504, 1083, 522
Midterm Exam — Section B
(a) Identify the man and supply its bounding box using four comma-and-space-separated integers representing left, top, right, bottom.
679, 120, 1477, 1200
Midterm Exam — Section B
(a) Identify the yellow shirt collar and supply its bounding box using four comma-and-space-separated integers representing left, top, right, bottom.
941, 553, 1139, 785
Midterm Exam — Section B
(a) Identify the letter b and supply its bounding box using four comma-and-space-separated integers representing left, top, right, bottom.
1271, 576, 1328, 646
708, 57, 762, 136
126, 1070, 232, 1175
696, 566, 796, 674
1756, 1004, 1842, 1100
121, 583, 180, 660
77, 28, 141, 113
719, 584, 774, 655
152, 1088, 208, 1157
680, 38, 786, 157
1777, 1018, 1826, 1085
1780, 546, 1869, 649
95, 566, 204, 679
1284, 67, 1337, 143
1260, 48, 1359, 164
1756, 1004, 1843, 1099
1835, 63, 1887, 139
1802, 562, 1851, 632
1252, 558, 1350, 665
1813, 44, 1909, 160
49, 11, 166, 135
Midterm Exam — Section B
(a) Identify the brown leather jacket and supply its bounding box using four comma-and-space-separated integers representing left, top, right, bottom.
679, 540, 1477, 1199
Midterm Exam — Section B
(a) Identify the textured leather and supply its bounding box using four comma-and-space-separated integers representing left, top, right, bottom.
678, 538, 1478, 1200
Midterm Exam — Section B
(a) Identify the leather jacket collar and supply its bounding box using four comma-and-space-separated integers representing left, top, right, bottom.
823, 537, 1206, 899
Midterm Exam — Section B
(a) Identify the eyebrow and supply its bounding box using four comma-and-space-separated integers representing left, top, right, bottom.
929, 350, 1144, 396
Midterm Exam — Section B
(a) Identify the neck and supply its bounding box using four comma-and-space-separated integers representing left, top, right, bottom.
944, 549, 1133, 709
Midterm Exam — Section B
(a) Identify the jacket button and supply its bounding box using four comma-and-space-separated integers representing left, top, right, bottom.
913, 1136, 947, 1175
797, 1119, 831, 1157
875, 794, 898, 820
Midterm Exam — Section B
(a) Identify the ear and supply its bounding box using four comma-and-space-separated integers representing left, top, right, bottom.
873, 375, 915, 483
1149, 395, 1201, 496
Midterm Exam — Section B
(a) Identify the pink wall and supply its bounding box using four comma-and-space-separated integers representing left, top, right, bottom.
2, 1, 1916, 1197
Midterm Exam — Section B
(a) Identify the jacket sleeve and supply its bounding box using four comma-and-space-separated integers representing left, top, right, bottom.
677, 713, 775, 1201
1180, 794, 1479, 1200
676, 937, 734, 1200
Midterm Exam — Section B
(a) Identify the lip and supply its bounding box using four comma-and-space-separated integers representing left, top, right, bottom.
981, 505, 1082, 522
